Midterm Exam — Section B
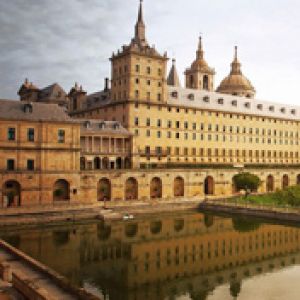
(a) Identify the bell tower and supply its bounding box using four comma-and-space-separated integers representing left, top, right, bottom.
110, 0, 168, 104
185, 37, 215, 91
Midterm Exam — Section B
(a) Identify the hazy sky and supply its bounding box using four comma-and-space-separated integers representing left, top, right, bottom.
0, 0, 299, 104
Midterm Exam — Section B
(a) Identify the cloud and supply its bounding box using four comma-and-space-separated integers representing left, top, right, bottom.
0, 0, 299, 104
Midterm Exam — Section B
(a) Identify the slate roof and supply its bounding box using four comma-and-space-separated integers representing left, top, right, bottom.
0, 100, 74, 123
79, 119, 131, 136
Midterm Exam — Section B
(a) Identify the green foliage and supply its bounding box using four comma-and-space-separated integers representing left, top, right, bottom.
232, 185, 300, 207
233, 172, 261, 194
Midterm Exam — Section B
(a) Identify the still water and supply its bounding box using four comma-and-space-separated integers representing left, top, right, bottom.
1, 211, 300, 300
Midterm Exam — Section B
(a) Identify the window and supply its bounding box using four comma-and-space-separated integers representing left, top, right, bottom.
135, 65, 140, 73
157, 93, 161, 101
134, 117, 139, 126
58, 129, 65, 143
147, 66, 151, 74
145, 146, 150, 154
27, 159, 34, 171
8, 128, 15, 141
157, 119, 161, 127
135, 90, 139, 99
146, 130, 150, 137
147, 92, 150, 101
146, 118, 150, 126
158, 68, 162, 76
157, 131, 161, 138
27, 128, 35, 142
7, 159, 15, 171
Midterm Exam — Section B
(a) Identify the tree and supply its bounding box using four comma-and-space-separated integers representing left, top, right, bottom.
233, 172, 261, 197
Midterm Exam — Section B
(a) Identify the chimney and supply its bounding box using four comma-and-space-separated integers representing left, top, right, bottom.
104, 78, 109, 91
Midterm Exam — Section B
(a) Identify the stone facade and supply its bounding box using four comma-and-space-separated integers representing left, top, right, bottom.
3, 1, 300, 208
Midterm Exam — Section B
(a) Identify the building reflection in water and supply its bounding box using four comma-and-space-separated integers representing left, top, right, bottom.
1, 211, 300, 300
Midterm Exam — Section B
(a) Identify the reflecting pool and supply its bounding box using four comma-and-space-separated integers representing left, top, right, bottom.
1, 211, 300, 300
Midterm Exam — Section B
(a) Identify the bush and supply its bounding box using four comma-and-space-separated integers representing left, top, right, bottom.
233, 173, 261, 195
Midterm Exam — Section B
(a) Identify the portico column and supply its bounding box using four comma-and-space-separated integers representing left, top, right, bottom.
92, 136, 95, 153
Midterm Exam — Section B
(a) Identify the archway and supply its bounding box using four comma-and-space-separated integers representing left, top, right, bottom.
282, 174, 289, 189
174, 176, 184, 197
2, 181, 21, 207
116, 157, 122, 169
204, 176, 214, 195
102, 157, 109, 169
98, 178, 111, 201
94, 157, 101, 170
53, 179, 70, 201
266, 175, 274, 192
125, 177, 138, 200
150, 177, 162, 199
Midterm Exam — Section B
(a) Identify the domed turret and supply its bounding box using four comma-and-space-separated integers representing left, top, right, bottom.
217, 46, 256, 98
185, 37, 215, 91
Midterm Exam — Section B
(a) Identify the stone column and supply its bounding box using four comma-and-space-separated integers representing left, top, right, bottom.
92, 136, 95, 153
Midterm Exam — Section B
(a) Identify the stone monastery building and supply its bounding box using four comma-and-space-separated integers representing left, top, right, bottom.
1, 0, 300, 207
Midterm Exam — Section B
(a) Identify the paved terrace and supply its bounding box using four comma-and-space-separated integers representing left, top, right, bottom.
0, 240, 99, 300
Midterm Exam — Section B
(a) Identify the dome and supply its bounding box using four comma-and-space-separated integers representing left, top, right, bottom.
217, 47, 255, 98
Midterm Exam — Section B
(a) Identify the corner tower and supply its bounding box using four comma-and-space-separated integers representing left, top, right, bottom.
185, 37, 215, 91
110, 0, 168, 104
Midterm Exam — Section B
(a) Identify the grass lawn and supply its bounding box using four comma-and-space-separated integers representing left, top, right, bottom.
229, 185, 300, 208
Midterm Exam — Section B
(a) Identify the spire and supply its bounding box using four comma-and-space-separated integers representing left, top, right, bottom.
134, 0, 147, 46
197, 36, 204, 60
167, 59, 181, 87
138, 0, 144, 23
231, 46, 242, 75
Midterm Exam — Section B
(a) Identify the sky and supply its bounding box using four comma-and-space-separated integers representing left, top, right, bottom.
0, 0, 300, 104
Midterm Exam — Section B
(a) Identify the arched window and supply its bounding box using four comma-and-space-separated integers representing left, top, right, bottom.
98, 178, 111, 201
204, 176, 214, 195
174, 177, 184, 197
150, 177, 162, 199
203, 75, 209, 90
53, 179, 70, 201
125, 178, 138, 200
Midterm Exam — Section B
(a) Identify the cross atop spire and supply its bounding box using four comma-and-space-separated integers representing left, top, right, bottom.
231, 46, 242, 75
196, 36, 204, 60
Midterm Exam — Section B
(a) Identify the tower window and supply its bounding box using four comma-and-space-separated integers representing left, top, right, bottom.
203, 75, 209, 90
158, 68, 162, 76
135, 65, 140, 73
135, 90, 139, 99
157, 93, 161, 101
147, 66, 151, 74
